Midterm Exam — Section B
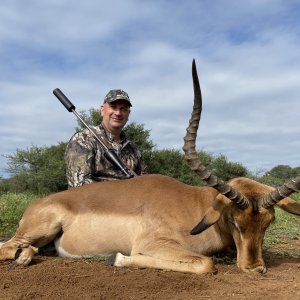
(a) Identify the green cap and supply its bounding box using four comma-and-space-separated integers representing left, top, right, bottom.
103, 89, 132, 107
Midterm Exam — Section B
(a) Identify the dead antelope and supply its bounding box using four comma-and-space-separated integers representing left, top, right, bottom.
0, 60, 299, 275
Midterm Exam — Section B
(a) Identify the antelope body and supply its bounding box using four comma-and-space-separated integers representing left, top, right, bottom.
0, 60, 299, 274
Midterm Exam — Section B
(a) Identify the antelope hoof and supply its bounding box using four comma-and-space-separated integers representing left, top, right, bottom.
251, 265, 267, 274
13, 247, 36, 267
241, 265, 267, 274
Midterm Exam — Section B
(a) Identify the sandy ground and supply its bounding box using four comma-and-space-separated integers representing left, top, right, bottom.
0, 239, 299, 300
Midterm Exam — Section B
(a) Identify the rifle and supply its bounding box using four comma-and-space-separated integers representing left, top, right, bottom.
53, 88, 136, 179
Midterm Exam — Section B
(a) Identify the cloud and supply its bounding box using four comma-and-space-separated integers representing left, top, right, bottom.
0, 0, 300, 177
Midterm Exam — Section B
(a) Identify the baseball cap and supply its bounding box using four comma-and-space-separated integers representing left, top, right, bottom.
103, 89, 132, 107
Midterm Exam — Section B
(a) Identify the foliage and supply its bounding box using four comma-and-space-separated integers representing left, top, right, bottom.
147, 149, 202, 186
0, 192, 39, 238
266, 165, 299, 178
265, 206, 300, 254
147, 149, 248, 186
259, 165, 300, 187
75, 108, 102, 131
3, 142, 68, 194
211, 155, 249, 181
124, 122, 155, 167
124, 122, 155, 153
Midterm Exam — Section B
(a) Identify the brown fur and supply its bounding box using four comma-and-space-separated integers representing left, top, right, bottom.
0, 174, 299, 274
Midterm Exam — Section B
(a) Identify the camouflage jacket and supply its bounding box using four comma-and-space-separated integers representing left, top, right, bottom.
64, 124, 147, 188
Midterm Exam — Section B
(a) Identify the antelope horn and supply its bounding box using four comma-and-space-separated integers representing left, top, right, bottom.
183, 59, 250, 209
262, 175, 300, 208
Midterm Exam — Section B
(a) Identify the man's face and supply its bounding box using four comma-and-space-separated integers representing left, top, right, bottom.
100, 100, 130, 132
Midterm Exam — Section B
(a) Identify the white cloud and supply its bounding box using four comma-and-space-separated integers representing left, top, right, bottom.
0, 0, 300, 177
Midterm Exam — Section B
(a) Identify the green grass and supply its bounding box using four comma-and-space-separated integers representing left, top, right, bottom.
265, 208, 299, 245
264, 193, 300, 257
0, 192, 40, 239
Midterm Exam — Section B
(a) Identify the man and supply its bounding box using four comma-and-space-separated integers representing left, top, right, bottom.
64, 89, 147, 188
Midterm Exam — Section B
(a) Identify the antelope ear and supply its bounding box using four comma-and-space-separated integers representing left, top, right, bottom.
191, 194, 230, 235
276, 197, 300, 215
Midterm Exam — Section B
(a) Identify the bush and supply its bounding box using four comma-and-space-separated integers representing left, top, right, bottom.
4, 142, 68, 194
147, 149, 203, 186
258, 165, 300, 187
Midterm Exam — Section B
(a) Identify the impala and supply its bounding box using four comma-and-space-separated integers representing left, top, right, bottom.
0, 60, 299, 274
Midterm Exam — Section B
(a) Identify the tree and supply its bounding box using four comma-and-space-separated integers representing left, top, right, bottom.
211, 155, 248, 181
259, 164, 300, 186
147, 149, 201, 185
146, 150, 248, 185
124, 122, 155, 165
75, 108, 102, 131
4, 142, 67, 194
265, 165, 296, 179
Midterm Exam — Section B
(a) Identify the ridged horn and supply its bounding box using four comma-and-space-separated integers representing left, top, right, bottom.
183, 59, 250, 209
262, 175, 300, 208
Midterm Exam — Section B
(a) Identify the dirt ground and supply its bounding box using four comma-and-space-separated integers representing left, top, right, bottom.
0, 239, 299, 300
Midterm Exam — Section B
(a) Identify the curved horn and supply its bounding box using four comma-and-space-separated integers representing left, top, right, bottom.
183, 59, 250, 209
262, 175, 300, 208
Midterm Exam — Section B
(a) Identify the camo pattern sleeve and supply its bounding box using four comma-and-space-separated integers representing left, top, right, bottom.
64, 125, 147, 188
127, 142, 147, 176
64, 129, 98, 188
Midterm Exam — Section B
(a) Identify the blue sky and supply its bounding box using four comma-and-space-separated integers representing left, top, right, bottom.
0, 0, 300, 178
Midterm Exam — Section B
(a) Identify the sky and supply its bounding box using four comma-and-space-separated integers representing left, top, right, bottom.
0, 0, 299, 178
